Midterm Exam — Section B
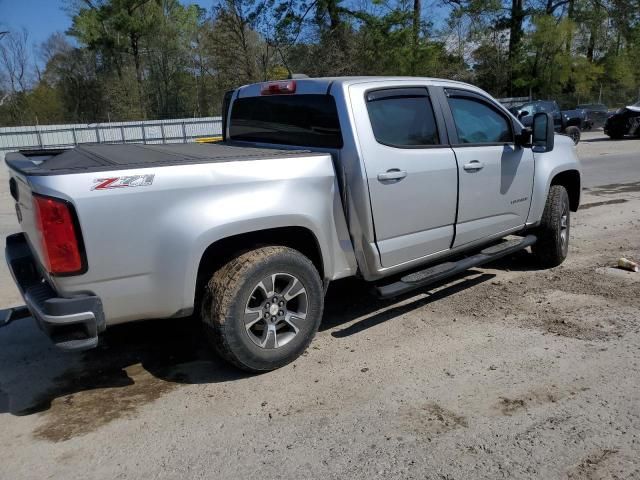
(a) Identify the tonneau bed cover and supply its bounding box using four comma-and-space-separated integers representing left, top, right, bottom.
5, 143, 322, 176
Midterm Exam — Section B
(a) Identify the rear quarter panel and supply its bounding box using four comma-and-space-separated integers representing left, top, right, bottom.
25, 155, 356, 325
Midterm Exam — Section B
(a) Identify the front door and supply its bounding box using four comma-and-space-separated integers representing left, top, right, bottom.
351, 85, 459, 267
443, 89, 534, 247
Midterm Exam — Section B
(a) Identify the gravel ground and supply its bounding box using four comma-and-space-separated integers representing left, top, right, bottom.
1, 132, 639, 479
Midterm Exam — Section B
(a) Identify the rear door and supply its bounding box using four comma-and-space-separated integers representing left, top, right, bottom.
441, 88, 534, 247
350, 85, 458, 267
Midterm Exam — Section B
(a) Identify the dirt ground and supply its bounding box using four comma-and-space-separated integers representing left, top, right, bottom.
1, 132, 639, 479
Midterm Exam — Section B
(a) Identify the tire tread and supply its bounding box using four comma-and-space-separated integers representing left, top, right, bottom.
532, 185, 569, 268
201, 246, 321, 372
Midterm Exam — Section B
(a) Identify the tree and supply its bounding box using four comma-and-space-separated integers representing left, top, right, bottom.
412, 0, 422, 74
145, 0, 200, 117
70, 0, 159, 118
40, 33, 107, 121
0, 29, 31, 93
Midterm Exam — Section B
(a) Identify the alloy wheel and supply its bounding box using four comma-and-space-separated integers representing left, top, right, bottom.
244, 273, 308, 349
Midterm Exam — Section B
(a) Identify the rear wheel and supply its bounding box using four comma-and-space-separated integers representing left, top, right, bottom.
532, 185, 570, 268
565, 126, 581, 144
201, 246, 323, 372
606, 128, 625, 139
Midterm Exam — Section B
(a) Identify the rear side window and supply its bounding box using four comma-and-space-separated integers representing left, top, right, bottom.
229, 95, 343, 148
366, 88, 440, 147
447, 97, 513, 144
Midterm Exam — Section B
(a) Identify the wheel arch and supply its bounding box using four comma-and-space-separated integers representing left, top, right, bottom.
194, 226, 325, 308
551, 169, 581, 212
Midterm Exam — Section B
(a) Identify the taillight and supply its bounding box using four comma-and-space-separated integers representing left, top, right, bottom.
32, 194, 86, 275
260, 80, 296, 95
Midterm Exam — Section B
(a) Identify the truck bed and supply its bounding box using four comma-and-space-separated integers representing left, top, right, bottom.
5, 143, 322, 176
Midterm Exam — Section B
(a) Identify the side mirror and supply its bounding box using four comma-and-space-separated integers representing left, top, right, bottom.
532, 112, 555, 152
518, 110, 530, 119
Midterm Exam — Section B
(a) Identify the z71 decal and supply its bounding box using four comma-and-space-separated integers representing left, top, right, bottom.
92, 174, 155, 190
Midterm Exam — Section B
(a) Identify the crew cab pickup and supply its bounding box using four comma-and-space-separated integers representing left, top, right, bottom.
3, 77, 581, 371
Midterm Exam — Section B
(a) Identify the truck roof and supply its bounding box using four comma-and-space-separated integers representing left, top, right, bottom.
237, 76, 484, 97
303, 76, 476, 87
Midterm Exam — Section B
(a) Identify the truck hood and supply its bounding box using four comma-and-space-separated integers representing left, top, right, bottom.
554, 133, 576, 147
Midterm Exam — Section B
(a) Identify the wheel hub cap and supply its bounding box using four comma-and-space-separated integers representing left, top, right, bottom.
244, 273, 308, 349
560, 210, 569, 250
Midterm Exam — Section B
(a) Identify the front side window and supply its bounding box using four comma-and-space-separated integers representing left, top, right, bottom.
229, 94, 343, 148
448, 97, 513, 144
366, 89, 439, 147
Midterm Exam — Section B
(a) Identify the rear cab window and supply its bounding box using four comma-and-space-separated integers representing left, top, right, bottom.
535, 101, 560, 114
229, 95, 343, 148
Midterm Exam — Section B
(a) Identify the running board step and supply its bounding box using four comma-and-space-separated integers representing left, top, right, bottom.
375, 235, 537, 299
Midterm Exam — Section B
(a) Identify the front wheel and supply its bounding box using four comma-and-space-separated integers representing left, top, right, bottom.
532, 185, 570, 268
201, 246, 324, 372
565, 126, 581, 144
606, 128, 624, 139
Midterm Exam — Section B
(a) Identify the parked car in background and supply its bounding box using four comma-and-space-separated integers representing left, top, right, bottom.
604, 102, 640, 139
510, 100, 584, 144
576, 103, 609, 129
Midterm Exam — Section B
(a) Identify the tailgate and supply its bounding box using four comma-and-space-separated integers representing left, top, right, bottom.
7, 167, 47, 271
6, 149, 80, 275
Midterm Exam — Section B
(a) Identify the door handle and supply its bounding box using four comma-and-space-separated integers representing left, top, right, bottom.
377, 169, 407, 182
463, 160, 484, 171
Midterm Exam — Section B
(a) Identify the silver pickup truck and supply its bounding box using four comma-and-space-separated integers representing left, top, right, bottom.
3, 77, 581, 372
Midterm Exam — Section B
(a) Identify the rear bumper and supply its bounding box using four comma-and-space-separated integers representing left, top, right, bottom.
4, 233, 104, 351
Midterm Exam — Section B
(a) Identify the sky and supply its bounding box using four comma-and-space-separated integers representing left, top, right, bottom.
0, 0, 73, 47
0, 0, 215, 48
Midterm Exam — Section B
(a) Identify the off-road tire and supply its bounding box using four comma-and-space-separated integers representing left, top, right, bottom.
201, 246, 323, 372
532, 185, 570, 268
565, 126, 581, 145
607, 129, 625, 139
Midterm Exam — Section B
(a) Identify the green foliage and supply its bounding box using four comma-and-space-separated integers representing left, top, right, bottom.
526, 16, 576, 95
26, 83, 66, 124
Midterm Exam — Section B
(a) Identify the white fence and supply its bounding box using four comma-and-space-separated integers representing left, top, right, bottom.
496, 96, 530, 108
0, 117, 223, 159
